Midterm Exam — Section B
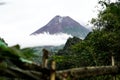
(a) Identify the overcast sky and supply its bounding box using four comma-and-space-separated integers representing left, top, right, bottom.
0, 0, 102, 48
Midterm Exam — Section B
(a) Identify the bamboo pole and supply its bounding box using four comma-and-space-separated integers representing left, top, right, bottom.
0, 65, 120, 79
42, 49, 49, 68
0, 66, 42, 79
56, 66, 119, 79
111, 52, 116, 80
111, 53, 115, 66
50, 60, 56, 80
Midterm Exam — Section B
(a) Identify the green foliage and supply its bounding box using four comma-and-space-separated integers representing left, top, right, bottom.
0, 61, 7, 70
91, 1, 120, 31
21, 48, 38, 61
57, 37, 81, 55
90, 0, 120, 65
0, 38, 8, 52
54, 1, 120, 71
0, 38, 39, 68
52, 55, 89, 70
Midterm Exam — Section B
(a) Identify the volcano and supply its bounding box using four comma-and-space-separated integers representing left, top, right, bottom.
31, 15, 90, 38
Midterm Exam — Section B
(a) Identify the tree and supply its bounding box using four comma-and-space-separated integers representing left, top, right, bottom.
91, 1, 120, 32
90, 0, 120, 65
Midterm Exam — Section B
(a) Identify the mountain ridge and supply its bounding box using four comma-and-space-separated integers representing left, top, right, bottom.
31, 15, 90, 39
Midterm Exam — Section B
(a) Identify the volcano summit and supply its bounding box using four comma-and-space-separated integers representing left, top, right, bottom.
31, 15, 90, 39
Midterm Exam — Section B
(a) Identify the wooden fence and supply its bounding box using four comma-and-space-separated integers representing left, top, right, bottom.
0, 49, 120, 80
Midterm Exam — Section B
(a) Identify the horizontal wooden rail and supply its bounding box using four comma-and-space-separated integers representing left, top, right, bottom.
56, 66, 120, 79
0, 49, 119, 80
0, 65, 120, 80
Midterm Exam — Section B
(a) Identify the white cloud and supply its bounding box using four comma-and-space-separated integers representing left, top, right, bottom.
4, 33, 72, 48
0, 0, 98, 47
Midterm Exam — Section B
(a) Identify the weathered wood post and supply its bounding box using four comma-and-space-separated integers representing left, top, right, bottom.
42, 49, 49, 68
111, 53, 115, 66
62, 72, 68, 80
50, 60, 56, 80
56, 66, 119, 79
111, 52, 116, 80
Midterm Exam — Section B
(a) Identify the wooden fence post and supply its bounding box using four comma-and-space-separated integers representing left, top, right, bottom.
62, 72, 68, 80
111, 52, 116, 80
111, 53, 115, 66
42, 49, 49, 68
50, 60, 56, 80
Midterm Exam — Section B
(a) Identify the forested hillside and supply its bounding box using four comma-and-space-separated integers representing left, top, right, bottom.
53, 0, 120, 71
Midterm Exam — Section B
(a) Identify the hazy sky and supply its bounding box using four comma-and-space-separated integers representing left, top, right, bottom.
0, 0, 100, 48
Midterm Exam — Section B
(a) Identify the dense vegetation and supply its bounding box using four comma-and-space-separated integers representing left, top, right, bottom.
51, 1, 120, 79
0, 37, 40, 67
53, 0, 120, 70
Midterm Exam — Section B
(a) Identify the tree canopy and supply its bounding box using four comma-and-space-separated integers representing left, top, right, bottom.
54, 0, 120, 70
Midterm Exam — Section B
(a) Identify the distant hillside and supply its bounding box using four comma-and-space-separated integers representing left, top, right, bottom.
22, 45, 64, 64
31, 15, 90, 39
57, 36, 82, 55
